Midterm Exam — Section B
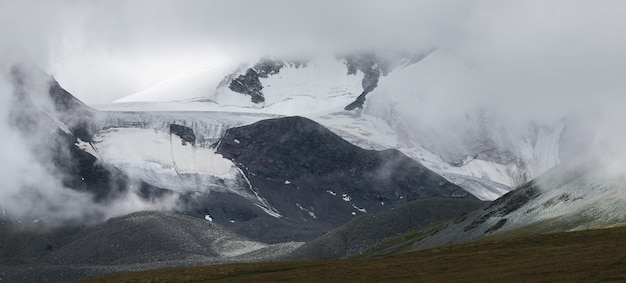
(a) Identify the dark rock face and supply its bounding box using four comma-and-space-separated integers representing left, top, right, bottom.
216, 116, 476, 230
54, 130, 131, 202
228, 59, 286, 103
170, 124, 196, 145
343, 51, 432, 110
343, 53, 382, 110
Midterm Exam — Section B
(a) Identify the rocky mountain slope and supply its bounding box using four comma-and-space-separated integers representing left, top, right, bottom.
357, 148, 626, 255
214, 116, 475, 241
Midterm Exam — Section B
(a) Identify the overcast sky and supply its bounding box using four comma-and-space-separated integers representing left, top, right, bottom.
1, 0, 625, 105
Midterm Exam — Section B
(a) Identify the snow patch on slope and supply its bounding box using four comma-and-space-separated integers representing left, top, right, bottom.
83, 126, 283, 218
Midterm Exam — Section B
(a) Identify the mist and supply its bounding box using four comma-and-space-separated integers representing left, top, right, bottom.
0, 62, 180, 227
0, 0, 466, 104
1, 1, 624, 115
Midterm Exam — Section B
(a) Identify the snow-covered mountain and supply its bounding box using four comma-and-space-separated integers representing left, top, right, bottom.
101, 50, 597, 200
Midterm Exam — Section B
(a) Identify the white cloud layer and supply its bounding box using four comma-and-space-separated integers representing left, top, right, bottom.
0, 0, 618, 105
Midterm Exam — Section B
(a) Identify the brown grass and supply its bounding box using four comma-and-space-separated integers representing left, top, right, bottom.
79, 226, 626, 283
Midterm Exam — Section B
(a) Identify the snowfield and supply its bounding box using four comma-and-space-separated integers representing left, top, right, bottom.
91, 128, 236, 177
79, 127, 244, 193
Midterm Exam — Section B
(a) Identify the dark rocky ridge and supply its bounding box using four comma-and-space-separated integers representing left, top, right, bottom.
342, 53, 383, 110
216, 116, 476, 230
342, 51, 432, 110
228, 59, 289, 103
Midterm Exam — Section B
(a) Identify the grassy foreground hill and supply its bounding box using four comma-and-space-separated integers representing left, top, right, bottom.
81, 226, 626, 282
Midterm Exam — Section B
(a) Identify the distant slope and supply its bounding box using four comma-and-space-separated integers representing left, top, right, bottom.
286, 198, 486, 260
80, 226, 626, 283
361, 149, 626, 254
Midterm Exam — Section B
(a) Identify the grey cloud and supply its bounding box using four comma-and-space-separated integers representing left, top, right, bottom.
0, 63, 180, 227
1, 0, 470, 103
2, 1, 625, 105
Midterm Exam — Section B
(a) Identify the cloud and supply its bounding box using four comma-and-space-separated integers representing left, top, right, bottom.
0, 63, 180, 227
0, 0, 472, 104
363, 0, 626, 123
460, 0, 626, 115
2, 1, 625, 106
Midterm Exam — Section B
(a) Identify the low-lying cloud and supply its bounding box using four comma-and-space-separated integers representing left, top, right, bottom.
0, 63, 180, 227
1, 0, 469, 104
2, 0, 624, 112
